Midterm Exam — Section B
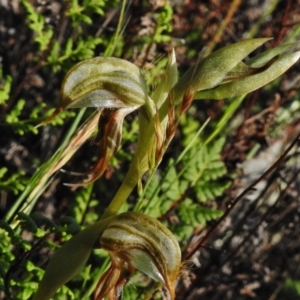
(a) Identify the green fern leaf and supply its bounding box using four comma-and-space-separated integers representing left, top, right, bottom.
285, 278, 300, 295
0, 69, 12, 105
180, 137, 230, 202
177, 198, 223, 226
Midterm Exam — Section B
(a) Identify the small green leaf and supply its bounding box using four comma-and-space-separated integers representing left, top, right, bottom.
30, 213, 58, 232
285, 278, 300, 295
17, 212, 38, 233
177, 198, 223, 227
0, 72, 12, 105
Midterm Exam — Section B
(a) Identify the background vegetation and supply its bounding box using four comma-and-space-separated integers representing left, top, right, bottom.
1, 0, 300, 299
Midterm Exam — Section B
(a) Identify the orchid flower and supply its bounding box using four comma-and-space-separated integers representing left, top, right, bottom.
38, 57, 151, 186
33, 212, 181, 300
34, 39, 300, 300
94, 212, 181, 300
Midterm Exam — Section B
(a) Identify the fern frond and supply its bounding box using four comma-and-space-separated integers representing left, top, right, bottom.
0, 68, 12, 105
21, 0, 53, 51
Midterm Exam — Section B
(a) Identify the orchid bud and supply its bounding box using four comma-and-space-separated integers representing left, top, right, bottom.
95, 212, 181, 300
172, 38, 300, 102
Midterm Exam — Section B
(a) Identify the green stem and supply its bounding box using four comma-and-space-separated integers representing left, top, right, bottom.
101, 114, 153, 218
104, 0, 127, 56
204, 95, 245, 144
101, 91, 178, 218
81, 257, 110, 298
136, 117, 210, 213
